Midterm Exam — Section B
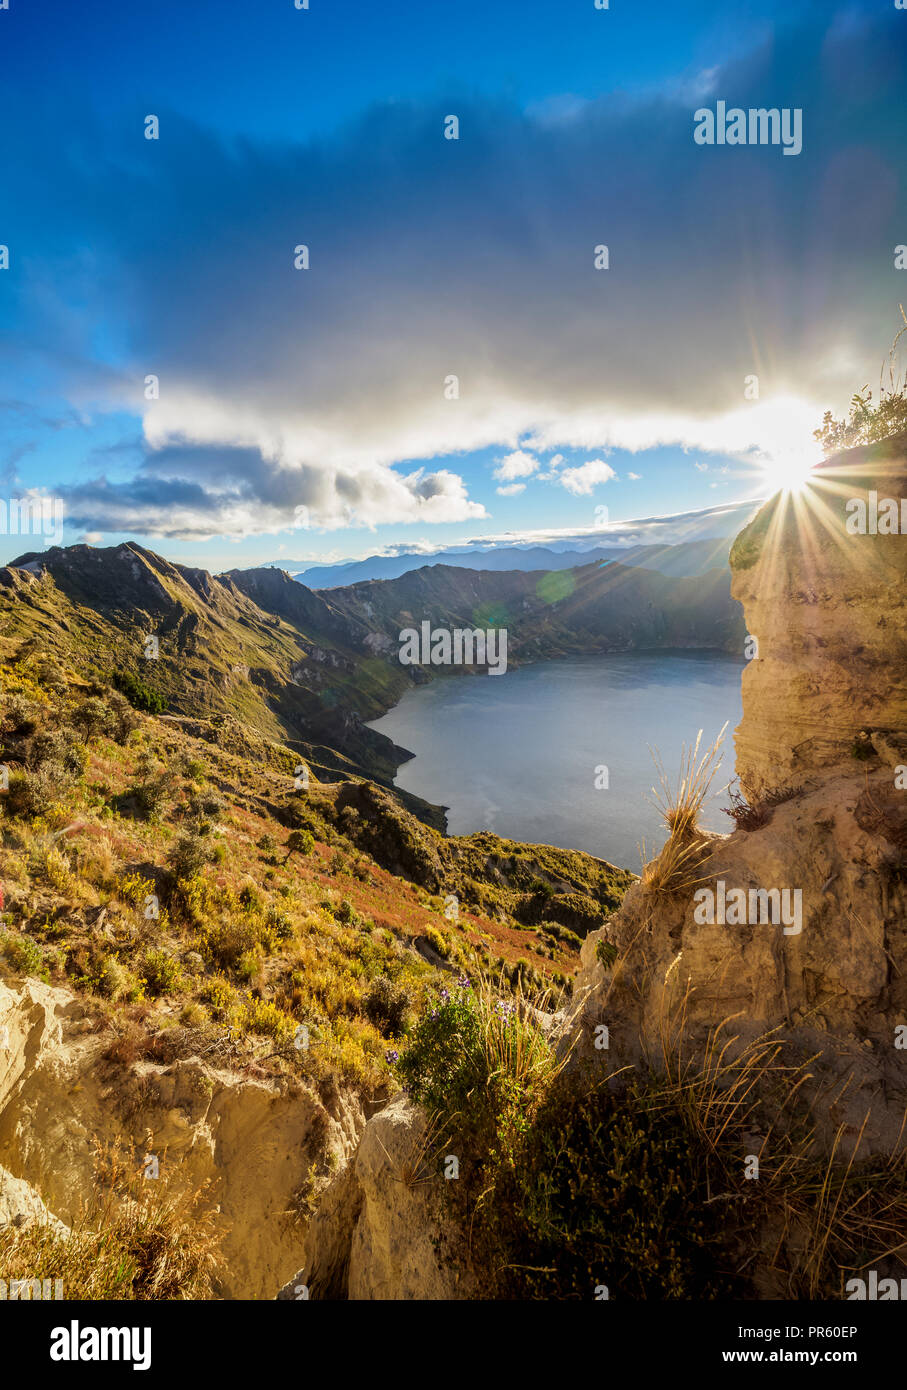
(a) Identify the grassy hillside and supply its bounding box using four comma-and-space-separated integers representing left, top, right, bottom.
0, 650, 633, 1097
0, 543, 416, 792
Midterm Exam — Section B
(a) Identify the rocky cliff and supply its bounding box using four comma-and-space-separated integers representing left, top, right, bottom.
563, 432, 907, 1152
731, 432, 907, 796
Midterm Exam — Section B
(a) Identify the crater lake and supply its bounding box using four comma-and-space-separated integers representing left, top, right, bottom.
367, 651, 745, 868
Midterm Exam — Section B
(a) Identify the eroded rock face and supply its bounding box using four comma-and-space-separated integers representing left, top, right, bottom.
560, 434, 907, 1154
282, 1096, 474, 1300
561, 763, 907, 1150
730, 432, 907, 797
0, 1164, 68, 1236
0, 977, 365, 1298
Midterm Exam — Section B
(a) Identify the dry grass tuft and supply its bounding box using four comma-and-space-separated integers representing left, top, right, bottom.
0, 1145, 222, 1300
639, 725, 727, 898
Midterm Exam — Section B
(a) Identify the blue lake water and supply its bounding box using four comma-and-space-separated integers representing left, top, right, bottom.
367, 652, 745, 869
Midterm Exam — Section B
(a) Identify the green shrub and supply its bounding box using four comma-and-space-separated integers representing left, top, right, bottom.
2, 694, 39, 736
68, 696, 113, 742
478, 1071, 740, 1300
27, 727, 86, 779
183, 789, 225, 828
112, 671, 168, 715
284, 829, 314, 862
98, 954, 143, 1002
243, 998, 293, 1041
362, 975, 411, 1037
396, 985, 485, 1117
168, 831, 213, 880
238, 882, 264, 913
5, 765, 75, 818
397, 980, 557, 1128
595, 939, 619, 969
1, 932, 48, 980
265, 905, 294, 940
125, 772, 170, 822
106, 692, 142, 743
200, 917, 259, 970
202, 976, 239, 1021
542, 921, 582, 948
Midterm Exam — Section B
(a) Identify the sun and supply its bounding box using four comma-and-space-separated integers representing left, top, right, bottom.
758, 453, 818, 496
736, 396, 824, 497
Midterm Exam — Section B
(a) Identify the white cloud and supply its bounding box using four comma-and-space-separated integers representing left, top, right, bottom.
493, 450, 539, 482
627, 471, 641, 480
60, 457, 486, 541
496, 482, 527, 496
558, 459, 618, 496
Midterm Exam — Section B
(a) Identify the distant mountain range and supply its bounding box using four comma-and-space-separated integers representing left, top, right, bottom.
270, 499, 761, 589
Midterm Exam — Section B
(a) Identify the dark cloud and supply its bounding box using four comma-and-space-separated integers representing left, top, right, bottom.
6, 2, 905, 536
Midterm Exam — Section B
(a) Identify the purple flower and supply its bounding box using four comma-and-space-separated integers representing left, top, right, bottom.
385, 1049, 399, 1064
439, 988, 450, 1003
457, 975, 472, 990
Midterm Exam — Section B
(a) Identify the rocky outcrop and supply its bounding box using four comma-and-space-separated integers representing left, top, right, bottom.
562, 433, 907, 1152
0, 976, 365, 1298
731, 432, 907, 797
0, 1164, 68, 1236
561, 764, 907, 1150
279, 1096, 474, 1300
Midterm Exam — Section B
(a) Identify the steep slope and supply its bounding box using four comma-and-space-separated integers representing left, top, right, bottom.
0, 654, 632, 1298
0, 543, 744, 820
0, 542, 413, 793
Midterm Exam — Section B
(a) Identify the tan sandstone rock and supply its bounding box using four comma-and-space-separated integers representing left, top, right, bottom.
560, 433, 907, 1154
0, 975, 364, 1298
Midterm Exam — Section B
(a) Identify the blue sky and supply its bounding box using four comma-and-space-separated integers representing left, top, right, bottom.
1, 0, 904, 569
